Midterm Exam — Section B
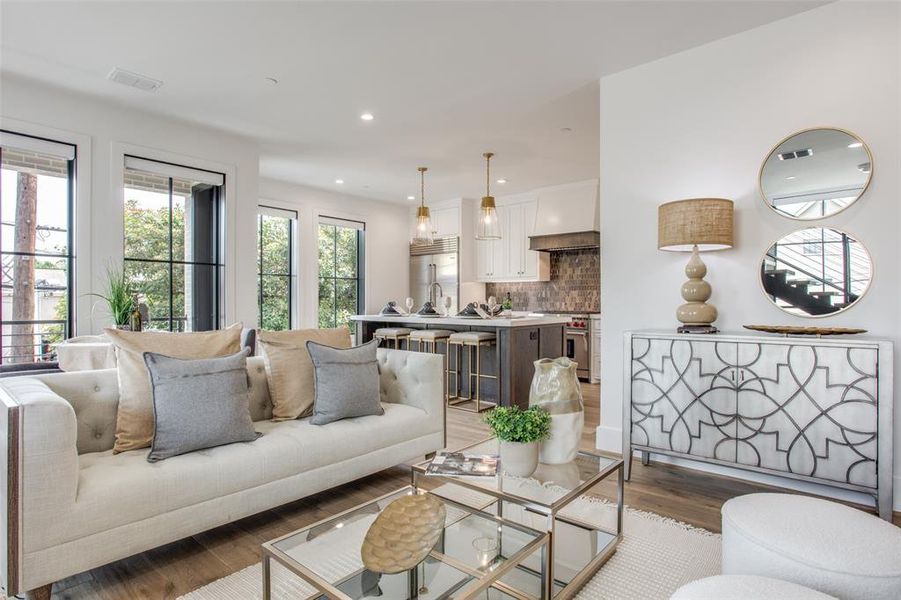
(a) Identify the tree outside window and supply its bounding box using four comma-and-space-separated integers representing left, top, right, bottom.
318, 219, 364, 330
258, 208, 296, 331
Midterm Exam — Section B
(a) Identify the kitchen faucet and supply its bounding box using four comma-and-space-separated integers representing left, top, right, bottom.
428, 280, 443, 306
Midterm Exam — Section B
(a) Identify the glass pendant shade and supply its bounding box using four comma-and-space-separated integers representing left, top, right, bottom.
475, 152, 502, 240
477, 196, 501, 240
411, 166, 433, 246
412, 205, 434, 246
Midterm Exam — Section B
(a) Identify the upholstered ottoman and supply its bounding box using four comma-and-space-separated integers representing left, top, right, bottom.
671, 575, 835, 599
722, 493, 901, 600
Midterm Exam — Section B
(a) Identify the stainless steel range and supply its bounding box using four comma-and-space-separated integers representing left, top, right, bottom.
538, 311, 597, 380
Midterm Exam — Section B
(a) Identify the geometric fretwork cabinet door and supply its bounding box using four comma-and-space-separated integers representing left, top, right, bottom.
630, 337, 738, 462
624, 331, 893, 521
734, 343, 878, 488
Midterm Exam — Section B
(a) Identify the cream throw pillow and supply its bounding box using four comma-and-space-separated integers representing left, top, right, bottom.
105, 324, 243, 453
258, 327, 351, 421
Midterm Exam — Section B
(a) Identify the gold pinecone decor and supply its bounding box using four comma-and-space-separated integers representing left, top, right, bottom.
361, 493, 446, 574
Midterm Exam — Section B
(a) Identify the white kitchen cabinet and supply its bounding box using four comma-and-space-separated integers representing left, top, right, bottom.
475, 199, 549, 282
431, 205, 460, 238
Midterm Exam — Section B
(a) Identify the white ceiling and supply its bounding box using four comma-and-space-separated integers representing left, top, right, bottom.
0, 1, 826, 204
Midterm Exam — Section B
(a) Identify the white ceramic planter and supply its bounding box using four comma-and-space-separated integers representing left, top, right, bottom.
500, 440, 539, 477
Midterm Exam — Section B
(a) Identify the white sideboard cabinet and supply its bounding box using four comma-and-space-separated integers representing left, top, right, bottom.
623, 331, 894, 520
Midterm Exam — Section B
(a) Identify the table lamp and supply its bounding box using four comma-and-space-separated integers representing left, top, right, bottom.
658, 198, 734, 333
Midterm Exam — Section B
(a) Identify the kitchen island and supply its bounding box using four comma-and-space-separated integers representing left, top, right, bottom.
351, 313, 568, 409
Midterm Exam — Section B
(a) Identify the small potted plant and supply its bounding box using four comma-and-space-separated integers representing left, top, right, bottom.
484, 406, 551, 477
90, 267, 136, 330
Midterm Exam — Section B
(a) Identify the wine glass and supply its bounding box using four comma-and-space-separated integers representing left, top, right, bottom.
443, 295, 453, 316
487, 296, 497, 318
405, 297, 415, 315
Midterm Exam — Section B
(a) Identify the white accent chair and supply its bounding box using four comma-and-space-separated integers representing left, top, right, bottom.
0, 349, 445, 598
721, 493, 901, 600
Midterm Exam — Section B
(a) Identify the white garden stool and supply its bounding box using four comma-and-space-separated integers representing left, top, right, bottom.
721, 493, 901, 600
671, 575, 835, 599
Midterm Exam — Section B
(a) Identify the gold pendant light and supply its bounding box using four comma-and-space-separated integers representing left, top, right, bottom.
412, 166, 434, 246
476, 152, 501, 240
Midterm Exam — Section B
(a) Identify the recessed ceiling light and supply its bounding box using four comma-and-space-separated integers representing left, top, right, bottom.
360, 113, 374, 121
560, 127, 573, 133
496, 179, 507, 184
264, 77, 279, 86
407, 195, 415, 200
785, 176, 796, 180
335, 179, 344, 184
847, 142, 863, 149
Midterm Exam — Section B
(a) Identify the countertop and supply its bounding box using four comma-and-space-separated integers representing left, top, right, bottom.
350, 313, 570, 328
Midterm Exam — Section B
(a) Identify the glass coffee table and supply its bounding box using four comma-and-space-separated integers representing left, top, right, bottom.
262, 486, 549, 599
412, 439, 624, 599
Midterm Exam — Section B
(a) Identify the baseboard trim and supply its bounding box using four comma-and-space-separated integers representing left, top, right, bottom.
595, 425, 621, 454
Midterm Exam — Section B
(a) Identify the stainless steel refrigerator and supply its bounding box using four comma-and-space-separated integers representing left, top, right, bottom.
410, 238, 459, 315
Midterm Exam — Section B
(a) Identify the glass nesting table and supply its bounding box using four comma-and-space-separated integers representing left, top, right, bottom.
262, 486, 550, 600
412, 439, 624, 599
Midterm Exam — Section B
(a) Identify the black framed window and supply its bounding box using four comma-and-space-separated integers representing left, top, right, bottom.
318, 216, 364, 329
0, 131, 75, 364
257, 206, 297, 331
123, 156, 224, 332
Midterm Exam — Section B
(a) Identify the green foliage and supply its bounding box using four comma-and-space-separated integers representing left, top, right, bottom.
123, 197, 182, 329
317, 223, 360, 329
484, 406, 551, 443
258, 214, 292, 331
90, 267, 136, 326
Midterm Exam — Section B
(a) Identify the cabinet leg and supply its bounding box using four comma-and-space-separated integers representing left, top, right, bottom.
641, 451, 650, 466
26, 584, 52, 600
877, 487, 892, 522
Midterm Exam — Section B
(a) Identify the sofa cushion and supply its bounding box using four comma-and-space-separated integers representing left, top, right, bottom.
105, 324, 243, 453
257, 327, 351, 421
307, 339, 382, 425
144, 349, 260, 462
41, 402, 431, 552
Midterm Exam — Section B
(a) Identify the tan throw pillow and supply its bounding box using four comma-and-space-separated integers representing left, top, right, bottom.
105, 324, 243, 453
258, 327, 351, 421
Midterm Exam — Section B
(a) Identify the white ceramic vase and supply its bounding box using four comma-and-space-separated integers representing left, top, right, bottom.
499, 440, 539, 477
529, 357, 584, 464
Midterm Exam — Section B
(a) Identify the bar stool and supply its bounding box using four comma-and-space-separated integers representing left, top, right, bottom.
446, 331, 497, 412
373, 327, 413, 349
409, 329, 454, 354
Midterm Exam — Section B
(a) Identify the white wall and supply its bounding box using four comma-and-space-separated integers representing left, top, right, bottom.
259, 178, 410, 328
599, 2, 901, 508
0, 74, 260, 332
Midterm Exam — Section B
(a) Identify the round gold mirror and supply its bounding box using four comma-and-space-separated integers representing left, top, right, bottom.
760, 227, 872, 317
759, 128, 872, 220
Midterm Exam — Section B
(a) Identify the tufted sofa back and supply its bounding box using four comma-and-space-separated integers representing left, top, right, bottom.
29, 350, 435, 456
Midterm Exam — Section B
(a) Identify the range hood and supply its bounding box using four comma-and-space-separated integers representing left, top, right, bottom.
528, 179, 599, 252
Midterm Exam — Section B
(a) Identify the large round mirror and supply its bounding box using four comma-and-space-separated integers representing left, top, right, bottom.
761, 227, 872, 317
759, 128, 872, 220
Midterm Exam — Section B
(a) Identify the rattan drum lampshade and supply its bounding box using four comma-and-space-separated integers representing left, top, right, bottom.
658, 198, 734, 332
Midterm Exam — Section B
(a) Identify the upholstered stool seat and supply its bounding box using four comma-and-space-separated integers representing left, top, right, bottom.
448, 331, 496, 343
671, 575, 835, 599
374, 327, 414, 349
722, 493, 901, 600
410, 329, 454, 341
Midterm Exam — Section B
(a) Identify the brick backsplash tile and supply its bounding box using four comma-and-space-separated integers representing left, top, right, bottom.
486, 249, 600, 312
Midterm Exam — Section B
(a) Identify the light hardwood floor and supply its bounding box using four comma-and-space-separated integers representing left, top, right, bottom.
48, 382, 898, 599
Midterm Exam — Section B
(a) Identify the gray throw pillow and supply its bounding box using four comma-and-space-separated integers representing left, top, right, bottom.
306, 339, 383, 425
143, 348, 260, 462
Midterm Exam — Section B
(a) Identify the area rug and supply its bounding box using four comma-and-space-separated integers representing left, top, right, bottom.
179, 486, 720, 600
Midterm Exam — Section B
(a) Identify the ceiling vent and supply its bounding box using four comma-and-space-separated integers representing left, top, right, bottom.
107, 67, 163, 92
777, 148, 813, 161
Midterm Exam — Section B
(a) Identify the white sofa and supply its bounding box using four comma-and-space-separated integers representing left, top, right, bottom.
0, 348, 445, 597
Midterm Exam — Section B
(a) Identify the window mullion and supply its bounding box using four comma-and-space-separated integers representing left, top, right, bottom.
168, 176, 174, 331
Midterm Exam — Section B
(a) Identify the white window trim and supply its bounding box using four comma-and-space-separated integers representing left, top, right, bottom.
0, 117, 92, 336
312, 208, 367, 330
111, 142, 237, 329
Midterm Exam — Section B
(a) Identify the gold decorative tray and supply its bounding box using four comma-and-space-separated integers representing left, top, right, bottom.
743, 325, 867, 336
